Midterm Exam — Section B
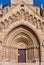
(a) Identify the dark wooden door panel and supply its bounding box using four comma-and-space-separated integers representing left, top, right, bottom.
18, 49, 26, 63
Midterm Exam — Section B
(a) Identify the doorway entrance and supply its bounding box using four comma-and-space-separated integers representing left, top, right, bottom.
18, 49, 26, 63
3, 25, 41, 64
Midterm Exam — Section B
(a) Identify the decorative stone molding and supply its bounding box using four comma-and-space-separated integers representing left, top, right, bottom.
0, 0, 44, 63
2, 25, 40, 62
0, 8, 44, 33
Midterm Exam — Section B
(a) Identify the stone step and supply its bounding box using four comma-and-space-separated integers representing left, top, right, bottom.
0, 63, 39, 65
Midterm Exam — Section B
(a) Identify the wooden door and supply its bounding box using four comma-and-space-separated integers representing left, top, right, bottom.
18, 49, 26, 63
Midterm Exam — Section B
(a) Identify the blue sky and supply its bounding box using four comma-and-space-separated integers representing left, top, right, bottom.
0, 0, 44, 7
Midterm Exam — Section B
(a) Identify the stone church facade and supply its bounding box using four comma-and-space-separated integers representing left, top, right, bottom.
0, 0, 44, 64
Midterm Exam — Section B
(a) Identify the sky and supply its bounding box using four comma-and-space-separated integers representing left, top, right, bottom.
0, 0, 44, 7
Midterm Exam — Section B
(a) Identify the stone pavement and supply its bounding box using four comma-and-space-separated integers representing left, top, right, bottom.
0, 62, 40, 65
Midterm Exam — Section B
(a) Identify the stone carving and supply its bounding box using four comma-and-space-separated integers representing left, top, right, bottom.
2, 26, 39, 62
0, 9, 43, 33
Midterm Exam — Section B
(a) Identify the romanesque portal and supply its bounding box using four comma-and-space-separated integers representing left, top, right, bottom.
0, 0, 44, 65
3, 25, 41, 63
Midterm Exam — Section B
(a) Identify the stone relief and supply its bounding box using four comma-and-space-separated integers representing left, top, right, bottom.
0, 8, 43, 33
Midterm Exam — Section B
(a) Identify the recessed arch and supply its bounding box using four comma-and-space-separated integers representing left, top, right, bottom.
3, 24, 41, 63
6, 24, 41, 46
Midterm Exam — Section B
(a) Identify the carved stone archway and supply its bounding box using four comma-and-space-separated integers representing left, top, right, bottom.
2, 24, 41, 63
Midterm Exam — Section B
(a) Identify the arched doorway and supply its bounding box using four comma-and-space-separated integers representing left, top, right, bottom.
3, 25, 41, 63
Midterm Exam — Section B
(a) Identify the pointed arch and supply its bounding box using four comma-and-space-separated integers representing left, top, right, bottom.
3, 20, 41, 63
